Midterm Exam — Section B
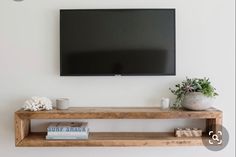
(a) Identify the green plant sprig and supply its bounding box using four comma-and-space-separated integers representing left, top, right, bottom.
169, 77, 218, 108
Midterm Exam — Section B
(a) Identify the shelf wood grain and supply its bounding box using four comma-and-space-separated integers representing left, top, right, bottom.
15, 107, 222, 119
15, 107, 222, 147
17, 132, 207, 147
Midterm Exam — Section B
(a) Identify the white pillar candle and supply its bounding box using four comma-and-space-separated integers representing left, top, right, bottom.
160, 97, 170, 109
56, 98, 70, 110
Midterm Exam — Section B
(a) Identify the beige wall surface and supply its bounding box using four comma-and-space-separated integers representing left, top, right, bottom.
0, 0, 235, 157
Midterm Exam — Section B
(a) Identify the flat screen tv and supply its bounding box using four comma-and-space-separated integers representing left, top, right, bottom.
60, 9, 175, 76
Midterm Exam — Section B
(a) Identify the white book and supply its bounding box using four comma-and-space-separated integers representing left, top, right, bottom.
46, 135, 89, 140
47, 122, 89, 132
47, 130, 89, 136
47, 122, 88, 128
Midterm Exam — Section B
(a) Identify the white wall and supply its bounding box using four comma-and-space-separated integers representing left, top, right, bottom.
0, 0, 235, 157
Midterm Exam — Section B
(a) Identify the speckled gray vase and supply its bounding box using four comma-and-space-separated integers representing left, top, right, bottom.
182, 92, 214, 110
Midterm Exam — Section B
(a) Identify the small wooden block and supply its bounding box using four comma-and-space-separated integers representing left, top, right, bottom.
174, 128, 202, 137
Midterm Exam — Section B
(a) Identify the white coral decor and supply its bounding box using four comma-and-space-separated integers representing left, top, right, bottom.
23, 97, 53, 111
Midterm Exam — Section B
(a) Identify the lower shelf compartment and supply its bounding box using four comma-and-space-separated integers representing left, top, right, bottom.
17, 132, 207, 147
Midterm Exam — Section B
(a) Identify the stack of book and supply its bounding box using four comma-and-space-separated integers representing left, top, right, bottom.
46, 122, 89, 140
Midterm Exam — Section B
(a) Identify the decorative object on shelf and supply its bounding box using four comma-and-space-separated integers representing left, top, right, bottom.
56, 98, 69, 110
23, 96, 52, 111
174, 128, 202, 137
182, 92, 215, 110
160, 97, 170, 109
46, 122, 89, 140
169, 77, 218, 110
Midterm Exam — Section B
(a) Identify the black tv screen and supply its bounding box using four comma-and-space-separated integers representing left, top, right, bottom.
60, 9, 175, 76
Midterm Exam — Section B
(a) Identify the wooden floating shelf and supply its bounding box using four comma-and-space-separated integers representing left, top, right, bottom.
15, 107, 222, 119
18, 132, 207, 147
15, 107, 222, 147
